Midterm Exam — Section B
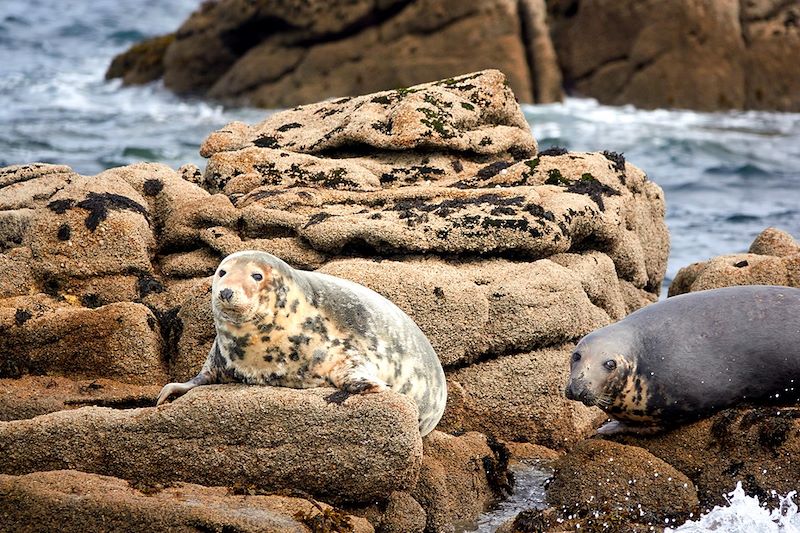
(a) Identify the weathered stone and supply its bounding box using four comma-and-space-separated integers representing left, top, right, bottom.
440, 345, 605, 448
669, 229, 800, 296
168, 277, 215, 382
108, 1, 566, 107
105, 34, 175, 85
412, 431, 510, 533
741, 0, 800, 111
0, 386, 422, 504
0, 247, 35, 298
0, 470, 374, 533
8, 171, 156, 283
378, 491, 427, 533
200, 70, 535, 158
319, 255, 618, 367
519, 0, 563, 103
0, 376, 161, 421
749, 227, 800, 257
549, 0, 800, 111
0, 300, 166, 385
546, 439, 698, 529
611, 406, 800, 510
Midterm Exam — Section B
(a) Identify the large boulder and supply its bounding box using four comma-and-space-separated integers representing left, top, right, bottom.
0, 299, 166, 385
0, 386, 422, 504
440, 345, 605, 448
549, 0, 800, 111
106, 0, 564, 106
0, 470, 374, 533
498, 439, 698, 532
546, 439, 698, 529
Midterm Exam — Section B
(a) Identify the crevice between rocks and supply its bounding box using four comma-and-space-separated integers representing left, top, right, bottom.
516, 0, 540, 102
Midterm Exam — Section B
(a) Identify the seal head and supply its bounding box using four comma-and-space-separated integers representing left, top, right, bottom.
565, 330, 636, 412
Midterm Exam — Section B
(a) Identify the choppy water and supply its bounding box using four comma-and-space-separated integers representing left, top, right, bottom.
2, 1, 800, 530
3, 1, 800, 287
669, 482, 800, 533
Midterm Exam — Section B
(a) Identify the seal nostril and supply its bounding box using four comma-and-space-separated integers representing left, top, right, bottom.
219, 288, 233, 302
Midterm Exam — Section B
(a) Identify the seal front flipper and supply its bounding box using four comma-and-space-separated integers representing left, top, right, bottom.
328, 357, 388, 394
156, 339, 234, 406
595, 420, 664, 436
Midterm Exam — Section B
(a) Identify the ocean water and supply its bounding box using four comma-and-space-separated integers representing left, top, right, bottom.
2, 1, 799, 287
2, 1, 800, 529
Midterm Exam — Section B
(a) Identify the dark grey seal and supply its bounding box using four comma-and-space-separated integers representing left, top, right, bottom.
565, 285, 800, 434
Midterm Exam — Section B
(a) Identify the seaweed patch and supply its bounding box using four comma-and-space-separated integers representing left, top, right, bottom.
75, 192, 149, 231
143, 179, 164, 196
539, 146, 569, 157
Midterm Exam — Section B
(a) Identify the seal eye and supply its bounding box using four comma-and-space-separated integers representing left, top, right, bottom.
252, 273, 263, 281
218, 269, 227, 277
572, 352, 581, 363
603, 359, 617, 371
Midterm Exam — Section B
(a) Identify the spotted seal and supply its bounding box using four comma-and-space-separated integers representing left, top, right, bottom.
157, 250, 447, 436
565, 285, 800, 434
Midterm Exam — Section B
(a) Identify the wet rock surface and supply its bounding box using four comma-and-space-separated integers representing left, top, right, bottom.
0, 71, 671, 531
610, 407, 800, 511
546, 439, 698, 529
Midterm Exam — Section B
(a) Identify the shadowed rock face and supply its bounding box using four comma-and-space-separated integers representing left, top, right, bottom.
548, 0, 800, 111
105, 0, 565, 107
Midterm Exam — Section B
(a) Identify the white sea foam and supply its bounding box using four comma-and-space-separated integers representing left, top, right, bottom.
668, 482, 800, 533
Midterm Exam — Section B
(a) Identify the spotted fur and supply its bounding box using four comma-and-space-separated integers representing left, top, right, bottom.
157, 250, 447, 436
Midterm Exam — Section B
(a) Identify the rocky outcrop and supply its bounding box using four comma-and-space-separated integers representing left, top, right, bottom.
0, 71, 670, 531
0, 470, 374, 533
548, 0, 800, 111
611, 407, 800, 510
412, 431, 512, 532
0, 386, 422, 504
108, 0, 799, 111
669, 227, 800, 295
106, 0, 563, 107
0, 376, 161, 421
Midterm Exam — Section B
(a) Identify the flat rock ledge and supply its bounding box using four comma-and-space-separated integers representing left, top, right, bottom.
0, 386, 422, 505
0, 470, 374, 533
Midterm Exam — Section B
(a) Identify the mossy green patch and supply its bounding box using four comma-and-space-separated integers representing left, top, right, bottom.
524, 158, 540, 171
545, 168, 569, 185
